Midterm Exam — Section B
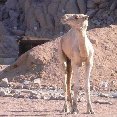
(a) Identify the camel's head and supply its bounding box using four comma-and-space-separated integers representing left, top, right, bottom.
61, 14, 89, 30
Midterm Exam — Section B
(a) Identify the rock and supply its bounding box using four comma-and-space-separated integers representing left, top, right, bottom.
107, 16, 114, 25
54, 92, 64, 100
33, 78, 41, 86
77, 0, 87, 14
0, 78, 9, 87
29, 92, 38, 99
29, 95, 38, 99
37, 93, 42, 99
48, 86, 55, 90
65, 0, 79, 14
0, 87, 12, 96
87, 9, 97, 18
0, 35, 19, 58
34, 5, 47, 29
30, 91, 38, 97
111, 92, 117, 98
15, 84, 23, 89
10, 82, 23, 89
99, 2, 109, 9
0, 90, 6, 96
5, 0, 18, 10
9, 10, 19, 28
48, 1, 59, 16
93, 100, 112, 105
43, 94, 52, 100
99, 93, 110, 98
23, 80, 31, 85
92, 0, 107, 4
91, 19, 101, 26
87, 0, 96, 9
114, 9, 117, 17
110, 0, 117, 11
13, 93, 20, 98
0, 22, 7, 36
11, 29, 25, 36
18, 95, 25, 98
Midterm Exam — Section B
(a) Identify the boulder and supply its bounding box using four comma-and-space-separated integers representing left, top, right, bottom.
0, 78, 9, 87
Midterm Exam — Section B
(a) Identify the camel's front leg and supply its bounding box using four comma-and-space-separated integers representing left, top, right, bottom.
85, 60, 94, 114
72, 65, 80, 114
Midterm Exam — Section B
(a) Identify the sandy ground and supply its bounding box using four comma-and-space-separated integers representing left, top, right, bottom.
0, 96, 117, 117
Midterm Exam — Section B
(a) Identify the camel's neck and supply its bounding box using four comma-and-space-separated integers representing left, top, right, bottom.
72, 28, 88, 59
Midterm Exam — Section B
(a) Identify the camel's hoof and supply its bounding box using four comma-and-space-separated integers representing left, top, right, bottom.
72, 108, 79, 114
86, 110, 95, 114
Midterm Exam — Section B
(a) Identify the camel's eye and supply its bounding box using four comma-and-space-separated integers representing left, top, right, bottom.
84, 16, 89, 20
74, 16, 78, 19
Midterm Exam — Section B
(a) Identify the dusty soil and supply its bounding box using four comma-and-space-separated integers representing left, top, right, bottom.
0, 96, 117, 117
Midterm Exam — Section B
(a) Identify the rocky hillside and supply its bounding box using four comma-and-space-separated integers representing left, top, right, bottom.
0, 0, 117, 58
0, 25, 117, 90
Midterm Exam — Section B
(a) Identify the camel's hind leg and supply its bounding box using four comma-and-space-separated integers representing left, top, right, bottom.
72, 64, 80, 114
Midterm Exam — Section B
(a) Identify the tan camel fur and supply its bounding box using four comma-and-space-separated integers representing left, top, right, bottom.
59, 14, 94, 114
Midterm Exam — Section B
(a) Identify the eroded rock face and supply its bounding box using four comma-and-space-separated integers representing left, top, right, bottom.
0, 22, 18, 58
0, 0, 116, 38
0, 0, 117, 58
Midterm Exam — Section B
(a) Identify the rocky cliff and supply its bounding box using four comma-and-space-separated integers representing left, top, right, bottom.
0, 0, 117, 58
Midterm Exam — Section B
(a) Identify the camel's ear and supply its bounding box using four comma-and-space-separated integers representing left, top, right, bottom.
74, 15, 79, 19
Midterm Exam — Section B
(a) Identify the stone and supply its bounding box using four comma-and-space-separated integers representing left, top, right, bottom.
11, 29, 25, 36
0, 35, 19, 58
91, 19, 101, 26
87, 0, 96, 9
0, 78, 9, 87
5, 0, 18, 10
107, 16, 114, 25
0, 58, 16, 65
99, 93, 110, 98
99, 2, 109, 9
13, 93, 20, 98
34, 6, 47, 29
114, 9, 117, 16
9, 10, 19, 28
87, 9, 97, 18
77, 0, 87, 14
48, 1, 59, 16
0, 21, 7, 36
93, 100, 112, 105
0, 87, 12, 96
65, 0, 79, 14
48, 86, 55, 90
110, 0, 117, 11
92, 0, 107, 4
43, 94, 52, 100
29, 95, 38, 99
33, 78, 41, 84
111, 92, 117, 98
0, 90, 6, 96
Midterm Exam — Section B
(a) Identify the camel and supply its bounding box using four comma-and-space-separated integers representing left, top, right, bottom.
58, 14, 94, 114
